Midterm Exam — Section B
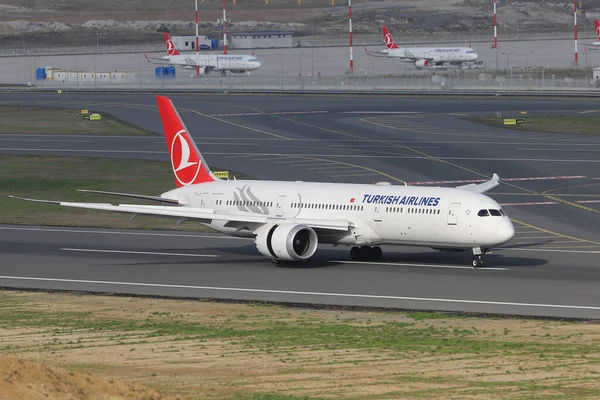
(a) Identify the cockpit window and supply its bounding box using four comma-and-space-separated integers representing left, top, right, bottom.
489, 209, 502, 216
466, 50, 476, 54
477, 209, 489, 217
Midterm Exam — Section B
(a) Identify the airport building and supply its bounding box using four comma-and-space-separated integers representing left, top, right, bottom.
171, 35, 218, 51
230, 30, 294, 49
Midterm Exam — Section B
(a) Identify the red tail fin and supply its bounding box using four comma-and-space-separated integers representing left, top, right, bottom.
163, 32, 180, 56
595, 19, 600, 41
382, 26, 398, 49
156, 96, 217, 187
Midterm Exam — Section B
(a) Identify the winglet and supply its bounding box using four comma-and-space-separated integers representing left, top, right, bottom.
364, 46, 370, 55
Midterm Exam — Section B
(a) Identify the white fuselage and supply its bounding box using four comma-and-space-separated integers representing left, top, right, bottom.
161, 180, 514, 249
385, 47, 478, 64
162, 53, 262, 72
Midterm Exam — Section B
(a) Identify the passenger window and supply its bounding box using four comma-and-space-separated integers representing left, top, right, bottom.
478, 209, 490, 217
489, 209, 502, 216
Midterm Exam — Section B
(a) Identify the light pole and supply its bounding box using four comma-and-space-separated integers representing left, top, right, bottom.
276, 52, 283, 90
299, 52, 304, 77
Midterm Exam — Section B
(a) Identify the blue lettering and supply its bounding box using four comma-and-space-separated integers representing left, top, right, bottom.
392, 195, 400, 204
373, 195, 381, 204
386, 196, 393, 204
427, 197, 435, 206
362, 194, 370, 203
420, 197, 428, 206
379, 195, 387, 204
399, 196, 407, 205
407, 197, 415, 206
433, 197, 440, 206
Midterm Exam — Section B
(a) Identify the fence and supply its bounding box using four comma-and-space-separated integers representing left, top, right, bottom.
2, 26, 598, 57
31, 73, 600, 93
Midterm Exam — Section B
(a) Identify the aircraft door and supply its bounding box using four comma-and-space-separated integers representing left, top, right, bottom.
447, 202, 461, 225
276, 195, 286, 217
373, 204, 382, 222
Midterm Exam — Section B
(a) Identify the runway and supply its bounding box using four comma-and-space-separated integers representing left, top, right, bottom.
1, 92, 600, 318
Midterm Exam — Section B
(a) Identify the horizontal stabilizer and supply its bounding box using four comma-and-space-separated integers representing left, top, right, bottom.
456, 173, 500, 194
76, 189, 184, 205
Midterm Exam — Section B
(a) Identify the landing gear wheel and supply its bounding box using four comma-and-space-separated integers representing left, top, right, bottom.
350, 247, 360, 260
372, 246, 382, 261
272, 259, 283, 265
472, 256, 485, 268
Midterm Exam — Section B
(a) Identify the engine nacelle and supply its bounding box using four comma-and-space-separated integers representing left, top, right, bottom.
414, 59, 430, 69
255, 224, 318, 261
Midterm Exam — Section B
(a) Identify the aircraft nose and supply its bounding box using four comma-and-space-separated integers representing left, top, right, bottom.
496, 218, 515, 244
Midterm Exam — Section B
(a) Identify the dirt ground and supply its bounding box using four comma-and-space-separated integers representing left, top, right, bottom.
1, 290, 600, 399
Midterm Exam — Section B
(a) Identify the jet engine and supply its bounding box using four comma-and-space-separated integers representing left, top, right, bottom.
255, 224, 318, 261
414, 59, 430, 69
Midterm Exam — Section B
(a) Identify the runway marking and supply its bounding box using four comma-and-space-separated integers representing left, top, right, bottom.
60, 248, 219, 258
500, 248, 600, 254
448, 113, 470, 116
1, 276, 598, 312
0, 226, 247, 240
329, 173, 383, 177
410, 176, 587, 185
183, 108, 292, 140
209, 111, 328, 117
579, 110, 600, 114
0, 138, 91, 143
329, 260, 507, 271
338, 111, 422, 114
0, 148, 164, 154
517, 148, 600, 152
501, 201, 559, 206
510, 219, 600, 247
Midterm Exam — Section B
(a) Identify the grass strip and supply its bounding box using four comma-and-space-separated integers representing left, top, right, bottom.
0, 155, 252, 230
0, 105, 158, 135
463, 115, 600, 135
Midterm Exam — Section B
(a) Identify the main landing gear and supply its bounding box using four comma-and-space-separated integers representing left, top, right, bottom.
350, 246, 382, 261
472, 247, 491, 268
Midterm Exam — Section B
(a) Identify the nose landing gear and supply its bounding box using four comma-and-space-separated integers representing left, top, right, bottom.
350, 246, 382, 261
472, 247, 491, 268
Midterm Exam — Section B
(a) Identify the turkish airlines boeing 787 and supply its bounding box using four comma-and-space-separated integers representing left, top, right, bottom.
10, 96, 514, 267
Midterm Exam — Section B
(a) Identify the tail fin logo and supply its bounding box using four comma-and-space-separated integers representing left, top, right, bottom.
384, 33, 394, 47
171, 129, 201, 186
166, 39, 177, 56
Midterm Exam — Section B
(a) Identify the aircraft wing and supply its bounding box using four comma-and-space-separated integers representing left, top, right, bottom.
8, 195, 352, 232
455, 173, 500, 194
364, 47, 389, 58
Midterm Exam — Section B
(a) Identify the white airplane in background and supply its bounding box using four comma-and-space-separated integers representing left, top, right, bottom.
145, 32, 261, 75
10, 96, 514, 268
365, 26, 479, 69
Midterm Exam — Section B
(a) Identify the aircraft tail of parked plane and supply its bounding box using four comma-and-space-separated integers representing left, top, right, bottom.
9, 96, 513, 268
382, 26, 399, 50
164, 32, 180, 56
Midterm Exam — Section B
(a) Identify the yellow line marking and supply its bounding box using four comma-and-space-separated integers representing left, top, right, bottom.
184, 108, 291, 140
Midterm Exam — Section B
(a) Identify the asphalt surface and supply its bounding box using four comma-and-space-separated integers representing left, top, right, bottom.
1, 92, 600, 319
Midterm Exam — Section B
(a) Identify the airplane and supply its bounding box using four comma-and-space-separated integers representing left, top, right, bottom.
145, 32, 262, 75
9, 96, 514, 268
365, 26, 479, 69
584, 19, 600, 49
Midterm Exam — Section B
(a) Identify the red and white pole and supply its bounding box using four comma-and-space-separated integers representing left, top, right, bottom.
574, 0, 578, 65
349, 0, 353, 74
223, 0, 227, 54
492, 0, 497, 49
195, 0, 200, 77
